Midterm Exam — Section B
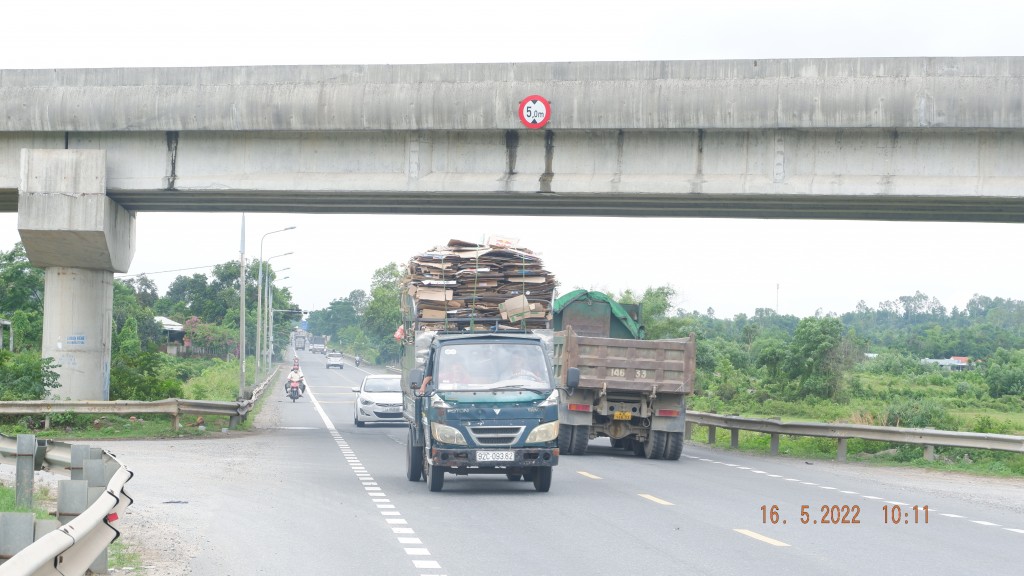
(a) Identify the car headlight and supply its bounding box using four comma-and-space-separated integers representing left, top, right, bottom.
359, 398, 375, 406
430, 422, 467, 446
526, 420, 559, 443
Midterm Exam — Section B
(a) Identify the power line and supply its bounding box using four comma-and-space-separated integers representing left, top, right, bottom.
116, 264, 220, 278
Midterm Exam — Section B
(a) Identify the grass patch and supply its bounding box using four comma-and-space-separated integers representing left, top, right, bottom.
109, 539, 143, 571
686, 424, 1024, 478
0, 483, 54, 519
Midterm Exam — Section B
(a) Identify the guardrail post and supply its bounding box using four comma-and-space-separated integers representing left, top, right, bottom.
684, 421, 693, 441
707, 425, 716, 445
923, 445, 935, 461
229, 414, 242, 429
56, 479, 88, 526
837, 438, 848, 462
172, 412, 181, 431
34, 518, 60, 541
770, 434, 780, 456
730, 428, 739, 449
0, 513, 36, 566
84, 455, 110, 573
15, 435, 35, 509
70, 445, 91, 480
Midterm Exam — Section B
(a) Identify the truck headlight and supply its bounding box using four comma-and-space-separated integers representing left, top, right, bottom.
526, 420, 559, 443
430, 422, 467, 446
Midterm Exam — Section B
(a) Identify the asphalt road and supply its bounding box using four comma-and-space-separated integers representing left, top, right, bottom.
104, 349, 1023, 576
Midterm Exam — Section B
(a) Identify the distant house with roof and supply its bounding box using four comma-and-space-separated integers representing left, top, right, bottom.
921, 356, 969, 371
154, 316, 186, 356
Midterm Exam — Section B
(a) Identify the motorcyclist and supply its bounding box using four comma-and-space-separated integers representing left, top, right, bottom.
285, 360, 306, 397
355, 355, 362, 367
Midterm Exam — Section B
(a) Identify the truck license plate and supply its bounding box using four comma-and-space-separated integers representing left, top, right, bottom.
477, 451, 515, 462
613, 411, 632, 421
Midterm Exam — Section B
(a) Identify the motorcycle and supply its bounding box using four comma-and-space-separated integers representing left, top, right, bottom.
285, 372, 306, 402
355, 356, 362, 367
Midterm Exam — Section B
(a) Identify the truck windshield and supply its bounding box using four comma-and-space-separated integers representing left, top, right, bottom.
435, 343, 551, 392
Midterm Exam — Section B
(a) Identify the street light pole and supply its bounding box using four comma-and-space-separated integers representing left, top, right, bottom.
256, 226, 295, 376
269, 280, 290, 365
265, 268, 289, 369
262, 255, 291, 369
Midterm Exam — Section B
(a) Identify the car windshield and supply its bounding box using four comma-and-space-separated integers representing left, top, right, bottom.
363, 377, 401, 393
434, 342, 551, 392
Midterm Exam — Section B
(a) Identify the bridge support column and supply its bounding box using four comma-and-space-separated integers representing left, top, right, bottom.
17, 150, 135, 400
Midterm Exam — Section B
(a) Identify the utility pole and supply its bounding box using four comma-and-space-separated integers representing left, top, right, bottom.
239, 214, 246, 400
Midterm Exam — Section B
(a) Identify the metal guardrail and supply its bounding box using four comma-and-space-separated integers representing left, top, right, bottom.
0, 366, 280, 431
0, 367, 280, 575
685, 411, 1024, 461
0, 437, 131, 576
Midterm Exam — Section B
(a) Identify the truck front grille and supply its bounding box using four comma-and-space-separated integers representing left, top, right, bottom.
467, 426, 524, 446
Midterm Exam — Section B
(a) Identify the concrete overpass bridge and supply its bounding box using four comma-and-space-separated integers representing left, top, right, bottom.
1, 57, 1022, 399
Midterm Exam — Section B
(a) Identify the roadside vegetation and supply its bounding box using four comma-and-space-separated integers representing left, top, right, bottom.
2, 241, 1024, 474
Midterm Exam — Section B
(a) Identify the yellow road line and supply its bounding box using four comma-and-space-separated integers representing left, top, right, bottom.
638, 494, 674, 506
733, 529, 790, 547
577, 471, 602, 480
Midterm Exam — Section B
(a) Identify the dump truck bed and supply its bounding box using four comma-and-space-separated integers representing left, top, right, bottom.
552, 330, 696, 395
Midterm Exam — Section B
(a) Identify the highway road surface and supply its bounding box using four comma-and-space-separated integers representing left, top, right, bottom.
104, 349, 1024, 575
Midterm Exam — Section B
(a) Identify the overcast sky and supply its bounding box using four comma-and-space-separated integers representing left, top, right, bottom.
2, 1, 1022, 318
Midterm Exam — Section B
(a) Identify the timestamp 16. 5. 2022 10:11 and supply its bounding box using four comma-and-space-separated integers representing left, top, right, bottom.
760, 504, 931, 525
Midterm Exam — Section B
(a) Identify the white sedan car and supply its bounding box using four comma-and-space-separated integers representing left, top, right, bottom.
352, 374, 403, 427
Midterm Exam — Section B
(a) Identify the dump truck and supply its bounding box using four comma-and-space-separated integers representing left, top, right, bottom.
309, 335, 326, 354
551, 290, 696, 460
294, 334, 306, 351
399, 239, 570, 492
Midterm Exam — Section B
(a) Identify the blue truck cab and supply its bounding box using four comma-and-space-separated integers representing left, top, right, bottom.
402, 330, 578, 492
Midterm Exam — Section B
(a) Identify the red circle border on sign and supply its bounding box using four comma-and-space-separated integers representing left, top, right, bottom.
518, 95, 551, 129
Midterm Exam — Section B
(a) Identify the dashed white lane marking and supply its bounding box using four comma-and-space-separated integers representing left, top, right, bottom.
306, 385, 444, 575
734, 529, 790, 547
687, 452, 1023, 535
577, 471, 603, 480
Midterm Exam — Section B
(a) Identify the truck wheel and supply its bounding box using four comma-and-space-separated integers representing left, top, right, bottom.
632, 438, 645, 457
427, 460, 445, 492
643, 430, 667, 459
532, 467, 552, 492
406, 428, 423, 481
569, 425, 590, 455
557, 423, 573, 453
663, 431, 684, 461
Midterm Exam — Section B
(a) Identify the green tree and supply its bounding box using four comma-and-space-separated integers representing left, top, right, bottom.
0, 351, 60, 400
361, 263, 403, 364
785, 316, 856, 399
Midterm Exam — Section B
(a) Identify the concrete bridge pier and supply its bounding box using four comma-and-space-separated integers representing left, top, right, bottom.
17, 150, 135, 400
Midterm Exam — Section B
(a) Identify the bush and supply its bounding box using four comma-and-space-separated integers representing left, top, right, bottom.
0, 351, 61, 400
881, 397, 958, 430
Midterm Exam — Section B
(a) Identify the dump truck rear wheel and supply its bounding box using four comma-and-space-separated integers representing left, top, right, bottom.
570, 425, 590, 455
644, 430, 667, 459
663, 431, 683, 460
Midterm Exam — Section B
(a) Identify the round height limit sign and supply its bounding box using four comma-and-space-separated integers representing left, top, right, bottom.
519, 95, 551, 129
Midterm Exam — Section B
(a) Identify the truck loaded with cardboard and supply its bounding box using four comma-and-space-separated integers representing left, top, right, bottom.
398, 239, 572, 492
551, 290, 696, 460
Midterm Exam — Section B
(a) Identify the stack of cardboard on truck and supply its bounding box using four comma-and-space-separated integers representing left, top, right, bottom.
402, 238, 555, 330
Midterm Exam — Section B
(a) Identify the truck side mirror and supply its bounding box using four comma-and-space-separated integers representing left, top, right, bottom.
408, 368, 423, 390
566, 367, 580, 389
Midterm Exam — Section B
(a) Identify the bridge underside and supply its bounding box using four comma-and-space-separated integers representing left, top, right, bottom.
3, 127, 1023, 222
